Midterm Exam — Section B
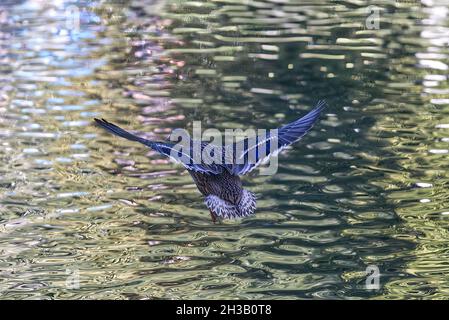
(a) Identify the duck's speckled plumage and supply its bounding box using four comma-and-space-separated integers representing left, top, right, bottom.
190, 170, 256, 219
95, 101, 326, 221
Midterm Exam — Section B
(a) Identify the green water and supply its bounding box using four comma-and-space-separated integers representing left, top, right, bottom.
0, 0, 448, 299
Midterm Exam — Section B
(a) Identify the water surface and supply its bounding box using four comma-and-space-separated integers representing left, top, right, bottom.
0, 0, 449, 299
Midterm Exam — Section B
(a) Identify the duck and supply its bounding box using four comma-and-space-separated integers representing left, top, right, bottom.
94, 100, 326, 222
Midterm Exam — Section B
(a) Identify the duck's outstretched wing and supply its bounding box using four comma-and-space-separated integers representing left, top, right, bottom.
229, 100, 326, 175
94, 118, 223, 174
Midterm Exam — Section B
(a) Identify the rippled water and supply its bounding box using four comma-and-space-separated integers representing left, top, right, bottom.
0, 0, 448, 300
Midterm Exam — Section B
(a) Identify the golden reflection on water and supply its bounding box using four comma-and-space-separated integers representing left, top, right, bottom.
0, 0, 448, 299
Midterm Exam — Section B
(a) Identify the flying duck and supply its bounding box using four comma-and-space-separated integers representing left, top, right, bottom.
94, 100, 325, 222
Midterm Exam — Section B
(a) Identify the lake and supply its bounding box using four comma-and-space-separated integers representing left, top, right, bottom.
0, 0, 448, 299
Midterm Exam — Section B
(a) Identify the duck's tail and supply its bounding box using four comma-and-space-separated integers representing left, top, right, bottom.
205, 190, 256, 219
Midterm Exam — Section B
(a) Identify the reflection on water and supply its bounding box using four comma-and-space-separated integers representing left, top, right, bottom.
0, 0, 448, 299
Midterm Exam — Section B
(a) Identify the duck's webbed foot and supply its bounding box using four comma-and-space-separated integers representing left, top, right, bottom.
209, 210, 218, 224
